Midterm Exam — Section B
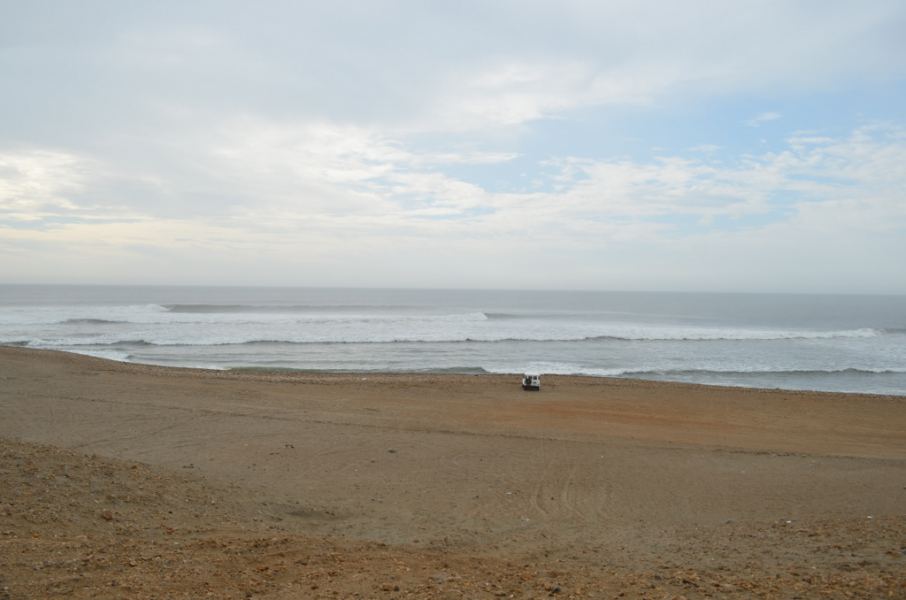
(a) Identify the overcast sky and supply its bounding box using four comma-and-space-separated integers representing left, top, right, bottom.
1, 1, 905, 292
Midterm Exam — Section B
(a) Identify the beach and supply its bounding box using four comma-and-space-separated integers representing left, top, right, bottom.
1, 346, 905, 598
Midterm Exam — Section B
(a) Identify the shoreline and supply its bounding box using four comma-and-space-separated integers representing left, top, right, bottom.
6, 344, 906, 400
2, 345, 905, 598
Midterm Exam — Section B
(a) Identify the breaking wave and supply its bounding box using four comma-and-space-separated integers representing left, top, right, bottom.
2, 326, 891, 349
581, 328, 884, 342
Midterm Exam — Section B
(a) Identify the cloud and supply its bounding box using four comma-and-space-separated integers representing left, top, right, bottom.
1, 2, 905, 289
5, 2, 903, 136
2, 126, 904, 291
746, 112, 782, 127
397, 1, 906, 131
4, 122, 903, 256
0, 150, 106, 221
419, 59, 678, 131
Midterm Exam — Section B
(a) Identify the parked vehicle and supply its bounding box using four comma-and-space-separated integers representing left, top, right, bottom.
522, 373, 541, 391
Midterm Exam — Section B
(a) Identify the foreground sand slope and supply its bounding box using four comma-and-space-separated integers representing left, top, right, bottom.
1, 347, 905, 598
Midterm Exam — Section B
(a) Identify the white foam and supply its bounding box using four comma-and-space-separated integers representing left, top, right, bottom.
72, 348, 133, 363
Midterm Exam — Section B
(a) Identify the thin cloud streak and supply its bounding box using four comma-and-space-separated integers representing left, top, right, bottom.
746, 112, 782, 127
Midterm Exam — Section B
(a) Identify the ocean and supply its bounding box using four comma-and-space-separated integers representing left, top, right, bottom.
1, 285, 905, 395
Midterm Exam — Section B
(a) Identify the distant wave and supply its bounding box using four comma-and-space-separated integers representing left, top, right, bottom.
10, 339, 156, 348
581, 328, 884, 342
162, 303, 419, 314
5, 326, 889, 348
59, 318, 127, 325
158, 305, 491, 323
164, 303, 312, 313
484, 312, 569, 320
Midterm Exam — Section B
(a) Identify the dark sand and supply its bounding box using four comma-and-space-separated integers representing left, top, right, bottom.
1, 347, 904, 598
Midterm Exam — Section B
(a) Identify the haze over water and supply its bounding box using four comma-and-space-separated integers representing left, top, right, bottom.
2, 285, 905, 396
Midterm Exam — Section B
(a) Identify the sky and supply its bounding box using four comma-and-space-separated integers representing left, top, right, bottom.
1, 1, 905, 293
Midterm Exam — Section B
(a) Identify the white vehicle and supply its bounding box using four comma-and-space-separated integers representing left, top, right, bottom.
521, 373, 541, 391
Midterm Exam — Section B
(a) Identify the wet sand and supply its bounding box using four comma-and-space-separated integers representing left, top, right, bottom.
1, 346, 905, 598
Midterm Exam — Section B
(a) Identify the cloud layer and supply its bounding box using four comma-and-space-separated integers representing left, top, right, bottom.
1, 2, 905, 291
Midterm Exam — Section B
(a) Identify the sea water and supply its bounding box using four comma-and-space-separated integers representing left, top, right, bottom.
1, 285, 905, 395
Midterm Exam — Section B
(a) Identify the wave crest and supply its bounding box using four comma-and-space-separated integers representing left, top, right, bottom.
60, 318, 126, 325
4, 325, 888, 348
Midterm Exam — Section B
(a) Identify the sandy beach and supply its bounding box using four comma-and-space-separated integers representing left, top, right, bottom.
1, 346, 905, 598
